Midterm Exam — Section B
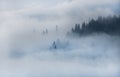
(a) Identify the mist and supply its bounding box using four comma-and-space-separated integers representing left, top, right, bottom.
0, 0, 120, 77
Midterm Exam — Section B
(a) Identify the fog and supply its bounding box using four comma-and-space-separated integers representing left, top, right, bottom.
0, 0, 120, 77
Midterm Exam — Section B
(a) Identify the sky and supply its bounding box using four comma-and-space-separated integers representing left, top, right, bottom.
0, 0, 119, 14
0, 0, 65, 11
0, 0, 119, 11
0, 0, 119, 30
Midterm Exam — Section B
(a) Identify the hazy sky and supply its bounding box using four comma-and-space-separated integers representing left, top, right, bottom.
0, 0, 66, 11
0, 0, 119, 12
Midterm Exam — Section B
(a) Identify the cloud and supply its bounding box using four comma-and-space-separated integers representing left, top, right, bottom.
0, 0, 119, 59
0, 0, 119, 53
0, 0, 66, 11
0, 0, 119, 77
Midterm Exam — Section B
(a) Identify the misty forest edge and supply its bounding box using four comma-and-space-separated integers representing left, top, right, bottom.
71, 15, 120, 36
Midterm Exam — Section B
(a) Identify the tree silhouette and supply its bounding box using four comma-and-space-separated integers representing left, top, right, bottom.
71, 15, 120, 35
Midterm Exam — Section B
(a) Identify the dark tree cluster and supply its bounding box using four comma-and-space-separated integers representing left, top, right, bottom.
72, 15, 120, 36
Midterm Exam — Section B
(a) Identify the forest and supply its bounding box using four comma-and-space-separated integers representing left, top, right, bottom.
72, 15, 120, 36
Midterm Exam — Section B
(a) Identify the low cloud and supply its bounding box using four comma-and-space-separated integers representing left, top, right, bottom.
0, 0, 119, 77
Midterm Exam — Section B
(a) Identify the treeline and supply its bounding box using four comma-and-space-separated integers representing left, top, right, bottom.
72, 15, 120, 35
